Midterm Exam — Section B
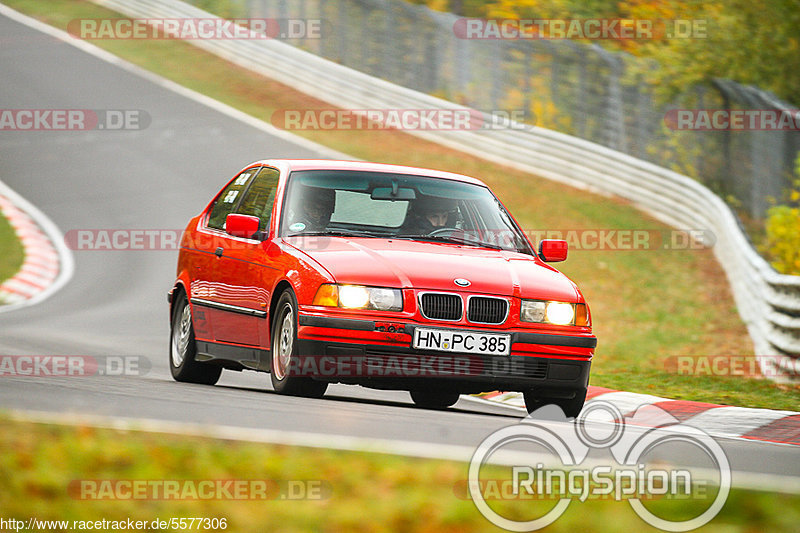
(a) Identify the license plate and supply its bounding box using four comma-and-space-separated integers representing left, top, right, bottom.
413, 327, 511, 356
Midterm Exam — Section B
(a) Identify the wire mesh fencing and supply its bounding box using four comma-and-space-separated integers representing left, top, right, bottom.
233, 0, 800, 221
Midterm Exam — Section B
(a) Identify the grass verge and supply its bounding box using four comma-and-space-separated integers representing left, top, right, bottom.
0, 207, 24, 291
2, 416, 799, 533
3, 0, 798, 410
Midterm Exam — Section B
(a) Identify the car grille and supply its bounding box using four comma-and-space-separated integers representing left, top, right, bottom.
506, 357, 548, 379
420, 293, 462, 321
467, 296, 508, 324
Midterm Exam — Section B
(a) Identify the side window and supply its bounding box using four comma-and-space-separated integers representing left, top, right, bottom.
236, 167, 280, 232
206, 168, 258, 230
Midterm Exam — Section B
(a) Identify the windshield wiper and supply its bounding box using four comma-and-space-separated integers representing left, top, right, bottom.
395, 234, 506, 251
291, 230, 512, 251
290, 229, 384, 238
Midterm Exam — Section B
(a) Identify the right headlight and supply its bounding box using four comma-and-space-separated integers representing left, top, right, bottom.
520, 300, 589, 326
313, 284, 403, 312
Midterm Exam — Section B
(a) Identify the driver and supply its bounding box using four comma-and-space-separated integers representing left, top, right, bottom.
400, 196, 456, 235
288, 186, 336, 233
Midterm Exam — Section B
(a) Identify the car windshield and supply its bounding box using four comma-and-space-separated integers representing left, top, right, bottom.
281, 170, 532, 254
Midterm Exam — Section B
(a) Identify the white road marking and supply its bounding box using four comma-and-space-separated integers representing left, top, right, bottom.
683, 406, 798, 439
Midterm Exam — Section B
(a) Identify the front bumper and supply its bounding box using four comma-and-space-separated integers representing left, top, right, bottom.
295, 314, 594, 394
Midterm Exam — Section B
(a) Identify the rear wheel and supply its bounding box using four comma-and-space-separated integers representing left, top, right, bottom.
523, 388, 586, 418
410, 390, 461, 410
270, 289, 327, 398
170, 293, 221, 385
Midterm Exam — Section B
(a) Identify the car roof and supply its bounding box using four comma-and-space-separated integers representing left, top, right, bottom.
254, 159, 489, 187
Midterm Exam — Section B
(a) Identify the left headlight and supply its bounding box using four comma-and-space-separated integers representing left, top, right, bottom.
520, 299, 589, 326
313, 284, 403, 311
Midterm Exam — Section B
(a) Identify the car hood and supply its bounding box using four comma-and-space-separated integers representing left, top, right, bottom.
285, 237, 579, 301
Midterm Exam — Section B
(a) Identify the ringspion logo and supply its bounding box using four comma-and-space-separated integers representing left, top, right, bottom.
469, 402, 730, 531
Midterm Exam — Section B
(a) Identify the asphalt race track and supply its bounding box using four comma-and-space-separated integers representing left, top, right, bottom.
0, 11, 797, 489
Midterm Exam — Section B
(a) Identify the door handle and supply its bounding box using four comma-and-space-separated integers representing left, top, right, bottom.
215, 247, 224, 258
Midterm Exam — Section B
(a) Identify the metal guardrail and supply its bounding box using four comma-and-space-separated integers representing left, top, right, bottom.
93, 0, 800, 381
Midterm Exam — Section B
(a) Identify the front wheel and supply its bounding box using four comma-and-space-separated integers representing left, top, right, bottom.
170, 293, 221, 385
270, 289, 327, 398
523, 389, 586, 418
410, 390, 461, 410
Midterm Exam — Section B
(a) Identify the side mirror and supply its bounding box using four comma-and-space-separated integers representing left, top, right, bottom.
539, 239, 567, 262
225, 213, 260, 238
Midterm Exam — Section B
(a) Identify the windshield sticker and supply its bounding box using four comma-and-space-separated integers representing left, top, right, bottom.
233, 173, 251, 186
222, 190, 240, 203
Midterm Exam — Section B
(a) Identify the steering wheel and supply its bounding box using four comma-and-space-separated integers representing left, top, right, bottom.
427, 227, 482, 243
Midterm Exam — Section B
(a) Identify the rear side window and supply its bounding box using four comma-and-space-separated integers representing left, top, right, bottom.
236, 167, 280, 232
206, 168, 259, 230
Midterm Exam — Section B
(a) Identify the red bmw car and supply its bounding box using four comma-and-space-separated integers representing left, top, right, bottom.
168, 160, 596, 416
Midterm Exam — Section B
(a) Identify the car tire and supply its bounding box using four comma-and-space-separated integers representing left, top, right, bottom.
409, 390, 461, 409
523, 388, 586, 418
170, 293, 222, 385
270, 289, 328, 398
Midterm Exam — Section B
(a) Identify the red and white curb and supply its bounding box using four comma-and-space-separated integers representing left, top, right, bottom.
0, 181, 74, 312
0, 196, 58, 303
479, 387, 800, 446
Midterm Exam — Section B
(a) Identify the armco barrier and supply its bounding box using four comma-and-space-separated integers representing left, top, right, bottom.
93, 0, 800, 381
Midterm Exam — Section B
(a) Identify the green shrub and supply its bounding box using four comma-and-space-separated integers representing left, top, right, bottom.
764, 153, 800, 275
765, 204, 800, 274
